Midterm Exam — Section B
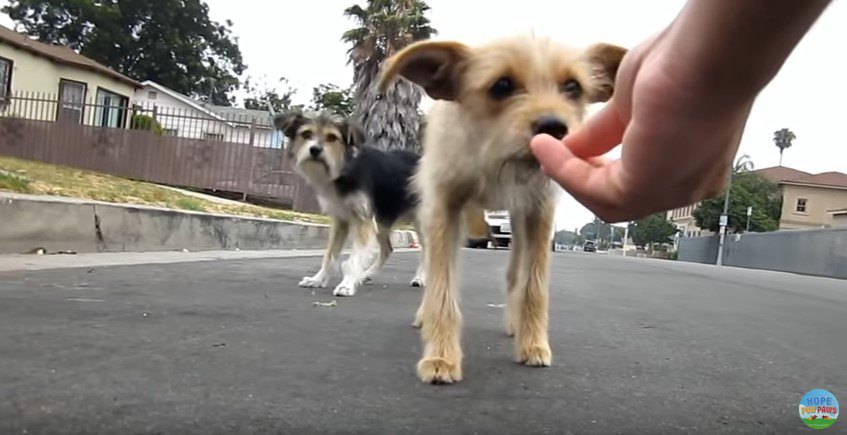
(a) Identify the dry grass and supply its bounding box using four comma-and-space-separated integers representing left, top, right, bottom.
0, 156, 330, 225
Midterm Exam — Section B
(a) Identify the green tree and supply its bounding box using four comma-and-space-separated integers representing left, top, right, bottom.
342, 0, 437, 152
773, 128, 796, 166
243, 76, 301, 114
580, 219, 625, 243
309, 83, 355, 118
629, 213, 678, 247
3, 0, 246, 106
693, 162, 782, 233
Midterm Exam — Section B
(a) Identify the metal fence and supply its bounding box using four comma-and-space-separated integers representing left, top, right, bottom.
0, 92, 320, 212
677, 228, 847, 279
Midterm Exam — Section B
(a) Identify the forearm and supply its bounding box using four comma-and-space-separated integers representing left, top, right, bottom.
665, 0, 832, 99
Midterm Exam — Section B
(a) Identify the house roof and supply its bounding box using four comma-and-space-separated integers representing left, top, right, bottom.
753, 166, 812, 183
785, 171, 847, 189
0, 24, 140, 88
140, 80, 274, 129
753, 165, 847, 189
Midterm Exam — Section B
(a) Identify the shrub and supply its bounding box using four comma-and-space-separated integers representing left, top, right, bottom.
130, 114, 164, 135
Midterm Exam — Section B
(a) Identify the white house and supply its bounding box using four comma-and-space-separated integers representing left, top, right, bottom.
132, 80, 282, 148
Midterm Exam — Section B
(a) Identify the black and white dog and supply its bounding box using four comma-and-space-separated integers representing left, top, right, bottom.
274, 109, 426, 296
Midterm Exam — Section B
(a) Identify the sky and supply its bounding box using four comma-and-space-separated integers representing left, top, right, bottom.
2, 0, 846, 231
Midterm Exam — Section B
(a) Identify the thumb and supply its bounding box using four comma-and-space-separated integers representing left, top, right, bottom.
564, 101, 626, 158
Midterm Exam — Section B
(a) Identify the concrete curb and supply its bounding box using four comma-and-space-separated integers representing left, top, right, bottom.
0, 192, 418, 255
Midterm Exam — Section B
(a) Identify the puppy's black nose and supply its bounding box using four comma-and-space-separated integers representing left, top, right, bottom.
532, 116, 568, 139
309, 145, 322, 157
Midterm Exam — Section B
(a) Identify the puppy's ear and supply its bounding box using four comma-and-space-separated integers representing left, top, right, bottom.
378, 40, 471, 101
273, 110, 307, 140
340, 119, 366, 151
583, 43, 628, 103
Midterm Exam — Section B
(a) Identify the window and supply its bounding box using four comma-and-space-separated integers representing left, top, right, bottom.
147, 91, 157, 100
203, 132, 224, 141
57, 79, 86, 124
0, 56, 11, 105
796, 198, 807, 213
94, 88, 129, 128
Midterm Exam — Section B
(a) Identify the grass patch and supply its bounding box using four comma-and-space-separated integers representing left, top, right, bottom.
0, 156, 329, 224
803, 418, 835, 429
174, 197, 207, 212
0, 171, 31, 193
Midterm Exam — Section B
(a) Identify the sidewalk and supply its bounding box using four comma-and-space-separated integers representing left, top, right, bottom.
0, 192, 418, 255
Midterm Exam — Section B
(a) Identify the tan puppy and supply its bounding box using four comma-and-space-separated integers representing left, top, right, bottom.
379, 34, 627, 384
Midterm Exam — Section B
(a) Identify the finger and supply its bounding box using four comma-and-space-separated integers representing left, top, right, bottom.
530, 134, 625, 209
564, 102, 627, 158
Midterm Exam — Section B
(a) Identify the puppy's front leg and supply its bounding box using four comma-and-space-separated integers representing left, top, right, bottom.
511, 200, 555, 367
416, 198, 463, 384
300, 219, 349, 288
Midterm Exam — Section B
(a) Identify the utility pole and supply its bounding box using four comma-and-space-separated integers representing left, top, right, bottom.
622, 224, 629, 256
716, 169, 733, 266
746, 206, 753, 232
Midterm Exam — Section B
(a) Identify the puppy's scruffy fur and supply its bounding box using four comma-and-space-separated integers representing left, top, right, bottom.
274, 110, 425, 297
379, 34, 627, 383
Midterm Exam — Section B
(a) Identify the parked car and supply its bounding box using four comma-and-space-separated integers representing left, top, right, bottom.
583, 240, 597, 252
485, 210, 512, 248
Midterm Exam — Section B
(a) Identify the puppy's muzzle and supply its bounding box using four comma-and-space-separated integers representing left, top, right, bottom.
532, 116, 568, 140
309, 145, 323, 158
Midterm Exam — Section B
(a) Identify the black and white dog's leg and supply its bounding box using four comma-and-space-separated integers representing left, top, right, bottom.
300, 219, 349, 288
410, 219, 426, 288
333, 219, 377, 297
361, 222, 394, 280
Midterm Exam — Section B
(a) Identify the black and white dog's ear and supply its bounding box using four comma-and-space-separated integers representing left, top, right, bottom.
274, 110, 307, 140
341, 119, 366, 150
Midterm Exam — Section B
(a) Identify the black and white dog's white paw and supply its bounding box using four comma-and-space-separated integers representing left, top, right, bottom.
299, 274, 328, 288
410, 276, 425, 287
332, 280, 358, 297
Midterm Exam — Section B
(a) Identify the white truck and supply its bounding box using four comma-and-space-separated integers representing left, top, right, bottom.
466, 209, 557, 251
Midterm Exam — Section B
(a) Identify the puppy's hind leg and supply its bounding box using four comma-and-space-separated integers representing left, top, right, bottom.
333, 219, 377, 297
512, 200, 555, 367
300, 219, 349, 288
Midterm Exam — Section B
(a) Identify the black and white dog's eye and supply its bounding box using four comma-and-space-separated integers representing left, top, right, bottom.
560, 79, 582, 99
489, 77, 515, 100
325, 133, 339, 142
300, 130, 313, 140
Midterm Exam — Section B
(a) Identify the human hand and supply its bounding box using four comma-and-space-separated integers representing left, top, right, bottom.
530, 30, 753, 223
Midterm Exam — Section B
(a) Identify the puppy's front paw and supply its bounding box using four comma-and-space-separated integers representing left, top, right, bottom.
333, 282, 357, 297
299, 275, 327, 288
517, 341, 552, 367
417, 357, 462, 384
409, 277, 425, 287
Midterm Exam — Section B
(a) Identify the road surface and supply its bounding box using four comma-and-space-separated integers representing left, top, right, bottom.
1, 249, 844, 434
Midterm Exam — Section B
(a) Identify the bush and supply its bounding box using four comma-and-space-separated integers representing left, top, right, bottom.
130, 114, 164, 135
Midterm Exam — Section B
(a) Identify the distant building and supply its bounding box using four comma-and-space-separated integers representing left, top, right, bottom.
667, 165, 847, 235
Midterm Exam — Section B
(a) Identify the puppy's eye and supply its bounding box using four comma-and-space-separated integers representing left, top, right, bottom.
300, 130, 313, 140
325, 133, 339, 142
560, 79, 582, 99
489, 77, 515, 100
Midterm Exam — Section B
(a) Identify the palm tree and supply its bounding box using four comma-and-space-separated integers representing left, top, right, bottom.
773, 128, 796, 166
734, 153, 755, 173
342, 0, 437, 152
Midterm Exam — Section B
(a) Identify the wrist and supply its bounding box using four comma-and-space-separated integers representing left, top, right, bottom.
664, 0, 832, 99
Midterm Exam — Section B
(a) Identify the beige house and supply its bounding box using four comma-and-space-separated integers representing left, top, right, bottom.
0, 24, 140, 127
761, 169, 847, 230
667, 166, 847, 234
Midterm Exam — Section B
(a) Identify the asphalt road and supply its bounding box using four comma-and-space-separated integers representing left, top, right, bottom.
1, 249, 845, 434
